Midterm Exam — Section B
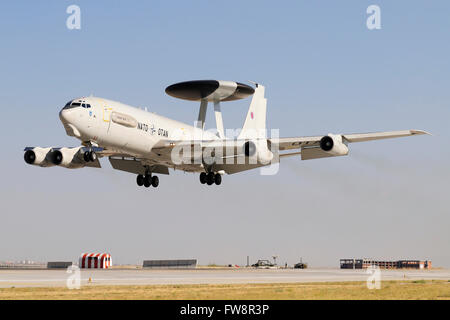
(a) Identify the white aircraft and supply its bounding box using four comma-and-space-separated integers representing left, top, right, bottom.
24, 80, 428, 188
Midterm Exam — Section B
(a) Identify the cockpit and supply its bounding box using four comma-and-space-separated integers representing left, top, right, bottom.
63, 99, 92, 110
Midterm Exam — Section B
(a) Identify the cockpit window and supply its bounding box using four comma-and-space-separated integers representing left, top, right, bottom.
62, 100, 91, 110
63, 101, 77, 110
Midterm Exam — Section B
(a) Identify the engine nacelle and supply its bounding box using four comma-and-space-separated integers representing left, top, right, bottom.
319, 134, 349, 156
47, 150, 63, 165
24, 147, 86, 168
24, 147, 55, 167
243, 140, 274, 164
55, 147, 86, 168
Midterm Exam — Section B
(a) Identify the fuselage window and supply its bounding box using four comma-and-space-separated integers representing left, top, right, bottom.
87, 104, 91, 108
72, 102, 81, 107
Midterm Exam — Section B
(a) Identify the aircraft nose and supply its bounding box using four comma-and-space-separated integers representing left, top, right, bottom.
59, 109, 69, 122
59, 108, 75, 123
59, 108, 82, 138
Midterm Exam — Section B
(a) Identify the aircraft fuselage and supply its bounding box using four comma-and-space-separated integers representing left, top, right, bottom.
59, 97, 218, 158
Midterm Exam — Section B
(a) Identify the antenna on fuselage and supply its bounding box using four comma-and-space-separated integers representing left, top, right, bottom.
197, 99, 207, 130
213, 100, 224, 138
164, 80, 255, 138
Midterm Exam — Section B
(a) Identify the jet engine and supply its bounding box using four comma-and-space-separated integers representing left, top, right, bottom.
243, 140, 273, 164
319, 134, 349, 156
24, 147, 55, 167
54, 147, 87, 168
24, 147, 91, 168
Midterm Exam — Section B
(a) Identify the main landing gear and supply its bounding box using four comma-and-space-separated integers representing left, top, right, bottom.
136, 174, 159, 188
200, 172, 222, 186
83, 150, 97, 162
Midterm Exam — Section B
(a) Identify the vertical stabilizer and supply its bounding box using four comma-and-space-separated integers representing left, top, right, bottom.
238, 84, 267, 140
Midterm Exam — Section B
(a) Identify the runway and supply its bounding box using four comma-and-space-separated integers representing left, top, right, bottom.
0, 268, 449, 288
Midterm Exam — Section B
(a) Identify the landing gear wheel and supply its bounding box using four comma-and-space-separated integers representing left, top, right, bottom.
206, 172, 215, 185
136, 174, 144, 186
143, 175, 152, 188
89, 151, 97, 162
200, 172, 207, 184
83, 151, 90, 162
84, 151, 96, 162
214, 173, 222, 185
151, 176, 159, 188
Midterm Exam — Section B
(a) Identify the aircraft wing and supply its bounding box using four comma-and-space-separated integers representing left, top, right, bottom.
272, 129, 429, 161
342, 129, 429, 142
109, 157, 170, 175
24, 129, 428, 175
273, 130, 429, 151
96, 129, 430, 174
148, 129, 429, 170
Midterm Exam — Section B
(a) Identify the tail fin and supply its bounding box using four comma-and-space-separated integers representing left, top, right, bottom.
238, 84, 267, 139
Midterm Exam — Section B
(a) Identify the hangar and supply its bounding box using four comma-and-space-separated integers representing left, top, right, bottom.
79, 253, 112, 269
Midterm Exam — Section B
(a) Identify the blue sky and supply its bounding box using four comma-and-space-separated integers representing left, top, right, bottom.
0, 1, 448, 267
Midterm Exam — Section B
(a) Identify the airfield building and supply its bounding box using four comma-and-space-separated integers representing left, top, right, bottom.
47, 261, 73, 269
143, 259, 197, 269
340, 259, 431, 269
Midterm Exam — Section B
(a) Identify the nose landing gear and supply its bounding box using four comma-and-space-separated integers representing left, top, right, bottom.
200, 172, 222, 186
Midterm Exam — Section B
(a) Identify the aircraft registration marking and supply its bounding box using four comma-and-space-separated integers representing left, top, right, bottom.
137, 122, 168, 137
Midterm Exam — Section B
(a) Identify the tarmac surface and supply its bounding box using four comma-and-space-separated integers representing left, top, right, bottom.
0, 268, 449, 288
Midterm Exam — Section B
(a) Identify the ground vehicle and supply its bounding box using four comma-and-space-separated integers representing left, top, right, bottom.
252, 260, 275, 268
